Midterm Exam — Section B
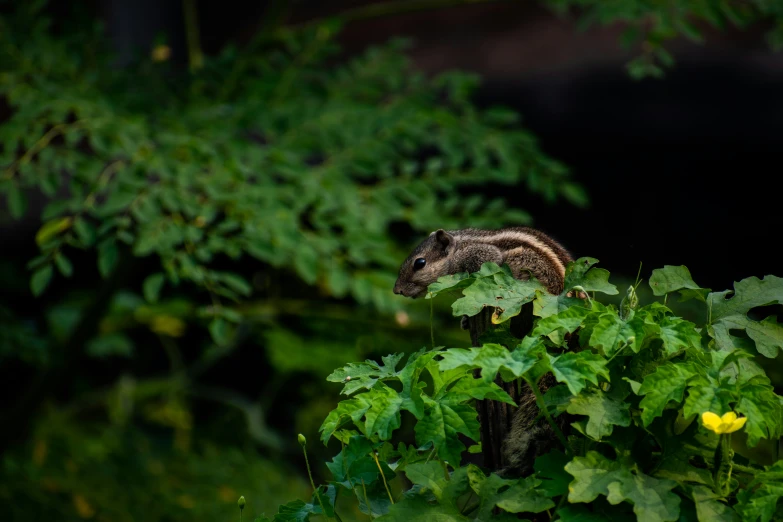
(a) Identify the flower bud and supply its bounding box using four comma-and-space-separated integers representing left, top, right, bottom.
298, 433, 306, 447
238, 496, 245, 510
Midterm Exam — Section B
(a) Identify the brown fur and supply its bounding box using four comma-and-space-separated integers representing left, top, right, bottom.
394, 227, 576, 476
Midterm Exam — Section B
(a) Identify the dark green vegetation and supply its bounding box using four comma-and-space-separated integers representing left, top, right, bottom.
1, 1, 783, 521
270, 262, 783, 521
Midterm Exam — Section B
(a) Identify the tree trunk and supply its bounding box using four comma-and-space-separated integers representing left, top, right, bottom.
468, 301, 533, 472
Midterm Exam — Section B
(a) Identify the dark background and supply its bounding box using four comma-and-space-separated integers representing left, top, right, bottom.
99, 0, 783, 291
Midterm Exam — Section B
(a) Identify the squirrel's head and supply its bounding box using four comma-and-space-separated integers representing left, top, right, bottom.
393, 229, 455, 298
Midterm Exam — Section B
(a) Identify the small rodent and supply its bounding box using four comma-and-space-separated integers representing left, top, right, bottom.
393, 226, 575, 476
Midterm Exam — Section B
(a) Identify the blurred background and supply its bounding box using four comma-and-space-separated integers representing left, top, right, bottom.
1, 0, 782, 520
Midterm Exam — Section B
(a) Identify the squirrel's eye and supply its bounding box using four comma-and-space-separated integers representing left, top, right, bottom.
413, 258, 426, 270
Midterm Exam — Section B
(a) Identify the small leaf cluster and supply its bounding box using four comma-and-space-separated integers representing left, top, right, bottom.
0, 1, 582, 339
267, 261, 783, 522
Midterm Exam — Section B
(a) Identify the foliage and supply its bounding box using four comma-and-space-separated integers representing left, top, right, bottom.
546, 0, 783, 78
0, 2, 585, 520
264, 261, 783, 521
0, 1, 582, 331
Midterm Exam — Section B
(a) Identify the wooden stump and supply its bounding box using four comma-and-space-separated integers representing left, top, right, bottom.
468, 302, 534, 472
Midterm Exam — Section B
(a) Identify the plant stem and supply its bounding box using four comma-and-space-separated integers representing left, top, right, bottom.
429, 292, 435, 349
360, 479, 374, 520
524, 376, 573, 456
303, 445, 330, 519
182, 0, 203, 71
371, 452, 394, 504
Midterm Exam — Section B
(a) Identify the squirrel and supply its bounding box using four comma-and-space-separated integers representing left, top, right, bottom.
393, 226, 575, 477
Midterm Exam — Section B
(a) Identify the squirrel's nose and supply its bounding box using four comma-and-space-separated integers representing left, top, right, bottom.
393, 283, 405, 296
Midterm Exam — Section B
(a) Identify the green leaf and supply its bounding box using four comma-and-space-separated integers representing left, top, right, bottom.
450, 263, 544, 322
735, 461, 783, 522
35, 216, 72, 246
563, 258, 618, 296
7, 183, 27, 219
375, 494, 468, 522
30, 264, 53, 296
427, 272, 471, 297
97, 240, 119, 278
364, 383, 403, 441
534, 450, 571, 497
692, 485, 740, 522
414, 402, 478, 466
547, 351, 609, 395
683, 382, 733, 421
532, 304, 591, 338
319, 395, 372, 445
73, 217, 96, 246
556, 505, 610, 522
649, 265, 707, 299
327, 352, 405, 395
466, 464, 553, 517
209, 317, 230, 346
708, 276, 783, 357
565, 451, 680, 522
215, 271, 252, 297
658, 316, 701, 355
566, 388, 631, 440
638, 363, 697, 426
736, 378, 783, 446
438, 342, 539, 383
143, 273, 165, 303
54, 252, 73, 277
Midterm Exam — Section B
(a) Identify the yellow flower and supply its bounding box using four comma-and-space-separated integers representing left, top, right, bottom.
701, 411, 747, 434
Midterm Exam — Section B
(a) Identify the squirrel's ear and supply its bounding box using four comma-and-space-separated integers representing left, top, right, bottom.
435, 229, 454, 252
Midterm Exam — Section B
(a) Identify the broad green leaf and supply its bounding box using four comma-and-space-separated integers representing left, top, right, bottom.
319, 395, 372, 445
427, 271, 471, 297
438, 343, 538, 383
708, 276, 783, 357
649, 265, 707, 300
692, 485, 739, 522
30, 264, 53, 296
588, 311, 643, 356
403, 461, 446, 500
638, 363, 697, 426
532, 304, 591, 338
466, 464, 553, 518
547, 351, 609, 395
735, 461, 783, 522
415, 402, 478, 466
658, 316, 701, 355
327, 352, 406, 395
565, 451, 680, 522
736, 378, 783, 446
450, 263, 544, 322
567, 388, 631, 440
563, 257, 618, 295
375, 494, 468, 522
364, 382, 403, 440
534, 450, 571, 497
683, 382, 733, 421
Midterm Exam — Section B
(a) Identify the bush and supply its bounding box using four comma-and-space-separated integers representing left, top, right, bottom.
263, 261, 783, 522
